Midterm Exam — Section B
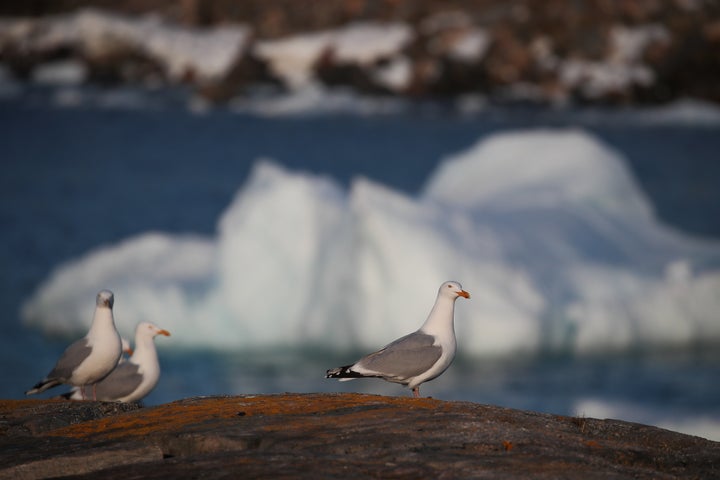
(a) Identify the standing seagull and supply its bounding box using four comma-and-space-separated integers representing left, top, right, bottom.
326, 281, 470, 397
26, 290, 122, 400
65, 322, 170, 403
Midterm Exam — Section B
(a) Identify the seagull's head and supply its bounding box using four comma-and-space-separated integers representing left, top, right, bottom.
96, 290, 115, 309
440, 281, 470, 300
137, 321, 171, 339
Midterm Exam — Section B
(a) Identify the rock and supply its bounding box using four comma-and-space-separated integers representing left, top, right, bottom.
2, 1, 720, 105
0, 399, 141, 436
1, 443, 163, 480
0, 394, 717, 479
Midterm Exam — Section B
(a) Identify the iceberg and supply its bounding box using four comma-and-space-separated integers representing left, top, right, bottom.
21, 233, 216, 339
22, 130, 720, 355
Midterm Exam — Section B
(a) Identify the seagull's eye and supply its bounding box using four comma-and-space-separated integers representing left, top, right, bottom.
447, 285, 452, 288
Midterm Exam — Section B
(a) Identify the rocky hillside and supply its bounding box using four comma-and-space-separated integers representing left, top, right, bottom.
0, 394, 718, 479
1, 0, 719, 105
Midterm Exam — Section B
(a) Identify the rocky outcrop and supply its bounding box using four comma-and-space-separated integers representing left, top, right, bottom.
0, 394, 717, 479
1, 0, 719, 105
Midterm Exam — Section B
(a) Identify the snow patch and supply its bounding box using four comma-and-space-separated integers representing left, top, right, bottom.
254, 22, 413, 89
4, 9, 250, 83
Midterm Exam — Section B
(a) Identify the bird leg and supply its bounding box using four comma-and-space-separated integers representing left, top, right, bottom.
412, 387, 420, 398
92, 384, 97, 401
80, 385, 86, 401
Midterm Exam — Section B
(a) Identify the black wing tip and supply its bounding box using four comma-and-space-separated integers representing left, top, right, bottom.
25, 379, 61, 396
25, 382, 44, 396
325, 365, 365, 379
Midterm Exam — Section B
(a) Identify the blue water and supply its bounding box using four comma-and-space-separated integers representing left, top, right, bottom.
1, 87, 719, 439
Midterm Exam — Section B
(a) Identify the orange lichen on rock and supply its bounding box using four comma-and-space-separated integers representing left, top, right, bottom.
46, 393, 445, 440
3, 393, 720, 479
0, 398, 64, 413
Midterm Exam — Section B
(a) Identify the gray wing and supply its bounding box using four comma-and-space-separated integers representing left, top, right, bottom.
47, 338, 93, 380
357, 331, 442, 380
82, 363, 143, 401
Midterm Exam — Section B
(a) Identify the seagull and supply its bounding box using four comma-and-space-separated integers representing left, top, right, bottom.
64, 322, 170, 403
26, 290, 122, 401
326, 281, 470, 397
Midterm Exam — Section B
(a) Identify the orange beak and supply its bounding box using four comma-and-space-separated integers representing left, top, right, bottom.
458, 290, 470, 299
158, 329, 171, 337
124, 347, 134, 355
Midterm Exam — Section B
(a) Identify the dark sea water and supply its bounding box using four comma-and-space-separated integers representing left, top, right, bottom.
1, 86, 719, 440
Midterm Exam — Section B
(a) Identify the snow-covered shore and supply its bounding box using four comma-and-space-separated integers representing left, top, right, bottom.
1, 2, 718, 105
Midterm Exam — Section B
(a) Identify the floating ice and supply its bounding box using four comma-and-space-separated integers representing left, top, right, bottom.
425, 129, 653, 218
22, 233, 216, 338
22, 130, 720, 355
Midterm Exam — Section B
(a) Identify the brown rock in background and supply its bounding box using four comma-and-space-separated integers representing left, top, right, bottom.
1, 0, 719, 104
